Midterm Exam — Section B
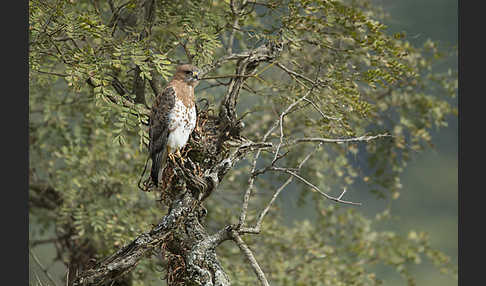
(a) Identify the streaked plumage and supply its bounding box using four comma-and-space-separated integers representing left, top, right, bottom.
149, 64, 200, 186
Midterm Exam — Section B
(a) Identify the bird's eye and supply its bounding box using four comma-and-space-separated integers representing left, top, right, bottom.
185, 70, 192, 74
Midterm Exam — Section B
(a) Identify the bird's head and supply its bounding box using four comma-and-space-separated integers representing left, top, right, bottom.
176, 64, 200, 87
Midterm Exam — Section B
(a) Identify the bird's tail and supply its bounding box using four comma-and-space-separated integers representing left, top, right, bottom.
150, 148, 167, 186
137, 155, 150, 191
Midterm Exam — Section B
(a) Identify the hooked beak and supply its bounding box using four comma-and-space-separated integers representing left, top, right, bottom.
192, 70, 200, 80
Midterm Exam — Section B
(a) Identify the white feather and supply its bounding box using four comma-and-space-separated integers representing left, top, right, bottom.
167, 99, 197, 151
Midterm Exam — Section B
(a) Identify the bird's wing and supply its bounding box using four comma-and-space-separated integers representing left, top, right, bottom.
149, 86, 176, 185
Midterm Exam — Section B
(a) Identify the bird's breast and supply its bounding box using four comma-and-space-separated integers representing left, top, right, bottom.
167, 100, 196, 151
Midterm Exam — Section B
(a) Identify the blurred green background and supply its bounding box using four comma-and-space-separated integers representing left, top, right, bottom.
366, 0, 458, 285
29, 0, 458, 285
281, 0, 458, 284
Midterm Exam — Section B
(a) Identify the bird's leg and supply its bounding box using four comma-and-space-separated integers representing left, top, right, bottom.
196, 163, 202, 176
166, 146, 176, 166
176, 149, 185, 165
168, 152, 177, 165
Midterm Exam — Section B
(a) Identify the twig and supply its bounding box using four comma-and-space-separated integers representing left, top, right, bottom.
52, 36, 81, 52
260, 145, 318, 224
30, 238, 59, 247
226, 0, 240, 55
201, 74, 256, 80
245, 1, 278, 8
269, 167, 361, 206
240, 144, 321, 235
227, 140, 273, 150
33, 270, 45, 286
238, 77, 318, 227
170, 31, 193, 62
337, 188, 347, 200
272, 65, 322, 164
276, 62, 328, 88
290, 133, 392, 145
302, 97, 342, 121
90, 0, 101, 15
237, 119, 280, 227
30, 248, 59, 286
231, 230, 270, 286
197, 79, 231, 91
32, 70, 68, 78
272, 86, 316, 164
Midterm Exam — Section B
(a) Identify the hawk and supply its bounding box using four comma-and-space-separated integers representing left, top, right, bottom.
149, 64, 200, 186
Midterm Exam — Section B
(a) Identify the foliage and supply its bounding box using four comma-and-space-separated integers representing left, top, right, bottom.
29, 0, 457, 285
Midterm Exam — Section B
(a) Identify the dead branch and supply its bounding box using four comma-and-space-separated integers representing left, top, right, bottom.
269, 167, 362, 206
291, 134, 392, 145
240, 144, 321, 235
231, 230, 270, 286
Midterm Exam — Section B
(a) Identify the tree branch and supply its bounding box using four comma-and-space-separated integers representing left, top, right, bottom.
72, 192, 195, 286
273, 85, 316, 164
71, 128, 264, 285
302, 97, 342, 121
276, 62, 329, 89
269, 167, 362, 206
291, 133, 392, 145
241, 144, 320, 234
231, 230, 270, 286
184, 215, 232, 286
237, 119, 280, 227
32, 69, 69, 78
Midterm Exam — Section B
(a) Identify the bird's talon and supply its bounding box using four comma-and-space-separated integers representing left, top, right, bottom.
175, 149, 185, 166
168, 153, 177, 165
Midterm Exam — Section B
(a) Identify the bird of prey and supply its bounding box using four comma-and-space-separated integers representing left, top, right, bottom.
148, 64, 200, 186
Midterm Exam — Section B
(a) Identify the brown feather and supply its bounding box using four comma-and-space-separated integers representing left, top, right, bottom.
149, 86, 175, 185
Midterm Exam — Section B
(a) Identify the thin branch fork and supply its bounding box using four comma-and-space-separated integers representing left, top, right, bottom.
276, 62, 329, 89
302, 97, 342, 121
237, 148, 265, 227
272, 64, 325, 165
269, 167, 362, 206
240, 144, 321, 235
237, 118, 281, 227
219, 41, 285, 229
237, 80, 318, 228
273, 85, 317, 164
199, 52, 254, 78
